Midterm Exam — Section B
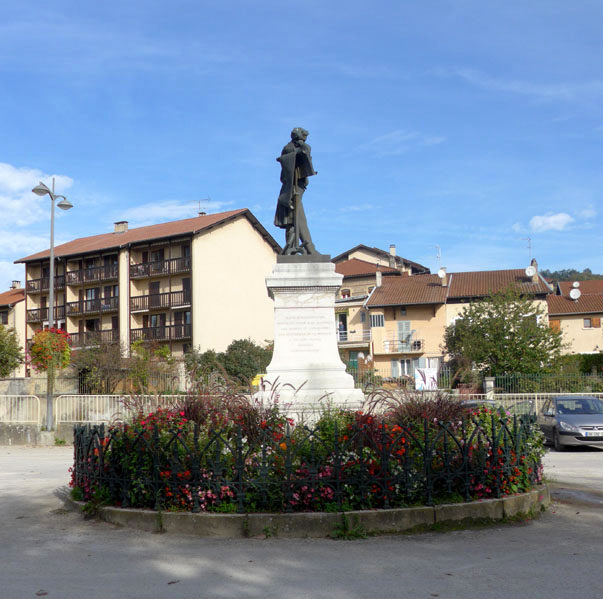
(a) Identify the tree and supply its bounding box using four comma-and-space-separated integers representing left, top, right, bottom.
184, 339, 273, 386
29, 328, 71, 376
444, 287, 565, 377
70, 337, 128, 393
127, 340, 178, 393
0, 325, 24, 378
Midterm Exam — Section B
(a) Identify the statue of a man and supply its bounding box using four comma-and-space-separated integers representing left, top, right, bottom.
274, 127, 318, 255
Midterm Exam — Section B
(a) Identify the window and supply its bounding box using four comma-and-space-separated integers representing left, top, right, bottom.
370, 314, 384, 327
0, 310, 8, 325
584, 318, 592, 328
399, 306, 407, 316
341, 289, 350, 299
360, 311, 366, 324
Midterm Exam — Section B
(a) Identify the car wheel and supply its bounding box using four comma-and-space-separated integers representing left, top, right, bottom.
553, 429, 565, 452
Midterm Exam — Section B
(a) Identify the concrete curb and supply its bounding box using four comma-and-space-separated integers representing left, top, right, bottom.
64, 484, 550, 538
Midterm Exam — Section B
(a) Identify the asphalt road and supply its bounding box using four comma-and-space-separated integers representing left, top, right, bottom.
0, 446, 602, 599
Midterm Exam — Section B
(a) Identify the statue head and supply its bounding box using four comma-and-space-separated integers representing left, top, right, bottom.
291, 127, 309, 142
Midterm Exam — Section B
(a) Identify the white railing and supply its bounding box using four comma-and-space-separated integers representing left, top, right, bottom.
382, 338, 425, 354
0, 395, 41, 424
55, 394, 186, 424
337, 329, 372, 344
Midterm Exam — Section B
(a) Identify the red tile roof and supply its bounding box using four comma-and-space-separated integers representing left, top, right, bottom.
448, 269, 551, 299
16, 209, 280, 263
335, 258, 399, 278
558, 280, 603, 297
0, 288, 25, 307
367, 274, 448, 306
547, 294, 603, 316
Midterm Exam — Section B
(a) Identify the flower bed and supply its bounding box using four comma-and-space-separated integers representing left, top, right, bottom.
71, 397, 544, 513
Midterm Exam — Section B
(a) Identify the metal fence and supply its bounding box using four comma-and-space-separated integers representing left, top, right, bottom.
495, 373, 603, 393
73, 415, 542, 512
0, 395, 41, 424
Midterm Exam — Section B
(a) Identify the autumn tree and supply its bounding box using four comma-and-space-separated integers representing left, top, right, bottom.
0, 325, 24, 378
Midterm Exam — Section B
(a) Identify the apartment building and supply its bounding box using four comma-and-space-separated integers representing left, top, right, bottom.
0, 283, 26, 377
15, 209, 279, 361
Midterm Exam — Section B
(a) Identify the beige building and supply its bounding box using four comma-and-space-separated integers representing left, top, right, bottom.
15, 209, 279, 362
334, 253, 554, 379
0, 283, 26, 377
548, 291, 603, 355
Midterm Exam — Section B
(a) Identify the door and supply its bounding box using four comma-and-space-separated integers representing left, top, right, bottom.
182, 278, 191, 304
149, 281, 161, 308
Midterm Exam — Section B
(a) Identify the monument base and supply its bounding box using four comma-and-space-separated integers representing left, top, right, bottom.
261, 260, 365, 411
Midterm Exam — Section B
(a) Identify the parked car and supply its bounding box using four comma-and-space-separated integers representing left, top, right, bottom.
537, 396, 603, 451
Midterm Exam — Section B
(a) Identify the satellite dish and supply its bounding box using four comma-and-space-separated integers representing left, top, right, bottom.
525, 266, 536, 277
437, 268, 446, 279
569, 288, 581, 300
572, 281, 580, 288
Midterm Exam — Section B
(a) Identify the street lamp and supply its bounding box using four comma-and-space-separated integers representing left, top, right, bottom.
32, 178, 73, 431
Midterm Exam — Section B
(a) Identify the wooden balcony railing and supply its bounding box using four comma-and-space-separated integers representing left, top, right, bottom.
66, 265, 118, 285
129, 256, 191, 279
66, 296, 119, 317
26, 305, 66, 323
130, 324, 191, 343
130, 290, 191, 312
69, 329, 120, 348
26, 275, 65, 294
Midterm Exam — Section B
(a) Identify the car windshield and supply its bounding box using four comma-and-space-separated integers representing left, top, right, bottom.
555, 398, 603, 415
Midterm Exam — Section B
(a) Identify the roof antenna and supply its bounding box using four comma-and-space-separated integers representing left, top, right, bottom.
435, 245, 442, 270
522, 237, 532, 261
197, 197, 210, 216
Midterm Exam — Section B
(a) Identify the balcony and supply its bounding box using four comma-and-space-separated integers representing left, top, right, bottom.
130, 290, 191, 312
66, 296, 119, 317
26, 275, 65, 294
70, 329, 120, 349
130, 324, 191, 343
130, 256, 191, 279
26, 305, 66, 323
66, 264, 118, 285
337, 329, 372, 347
382, 338, 425, 354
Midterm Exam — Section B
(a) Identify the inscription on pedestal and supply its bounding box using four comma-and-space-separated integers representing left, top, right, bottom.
275, 310, 334, 354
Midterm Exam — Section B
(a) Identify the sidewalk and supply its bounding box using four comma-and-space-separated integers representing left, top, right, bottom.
1, 446, 602, 599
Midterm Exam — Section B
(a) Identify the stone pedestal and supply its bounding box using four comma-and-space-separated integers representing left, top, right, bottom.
262, 260, 364, 408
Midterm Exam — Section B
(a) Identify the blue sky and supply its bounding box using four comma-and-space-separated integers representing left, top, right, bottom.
1, 1, 602, 290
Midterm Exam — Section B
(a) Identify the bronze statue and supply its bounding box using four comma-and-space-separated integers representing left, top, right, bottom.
274, 127, 319, 255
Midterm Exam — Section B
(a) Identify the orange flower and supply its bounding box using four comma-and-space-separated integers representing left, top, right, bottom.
279, 442, 287, 451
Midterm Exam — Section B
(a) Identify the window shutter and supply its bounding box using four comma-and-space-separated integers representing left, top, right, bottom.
391, 359, 399, 378
549, 319, 561, 332
592, 317, 601, 328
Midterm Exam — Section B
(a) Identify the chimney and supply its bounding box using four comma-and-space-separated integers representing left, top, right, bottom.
114, 221, 128, 233
376, 271, 382, 287
389, 244, 396, 257
10, 280, 21, 289
439, 267, 448, 287
530, 258, 538, 283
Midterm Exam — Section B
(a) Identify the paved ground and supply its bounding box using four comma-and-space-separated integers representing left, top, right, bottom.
1, 446, 602, 599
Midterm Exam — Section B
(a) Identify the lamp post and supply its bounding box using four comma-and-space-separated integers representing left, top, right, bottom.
32, 178, 73, 431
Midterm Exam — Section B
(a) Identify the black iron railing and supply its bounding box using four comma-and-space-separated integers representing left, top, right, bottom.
73, 415, 542, 513
66, 265, 119, 285
66, 296, 119, 316
130, 324, 191, 343
130, 290, 191, 312
129, 257, 191, 279
70, 329, 120, 348
26, 275, 65, 294
26, 305, 65, 323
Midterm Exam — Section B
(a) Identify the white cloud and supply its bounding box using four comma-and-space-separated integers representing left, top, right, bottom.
511, 222, 525, 233
529, 213, 574, 232
359, 130, 445, 155
339, 203, 375, 213
442, 68, 603, 103
119, 199, 234, 227
578, 207, 597, 219
0, 163, 74, 227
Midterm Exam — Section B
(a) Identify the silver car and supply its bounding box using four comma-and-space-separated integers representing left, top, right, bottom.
538, 396, 603, 451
